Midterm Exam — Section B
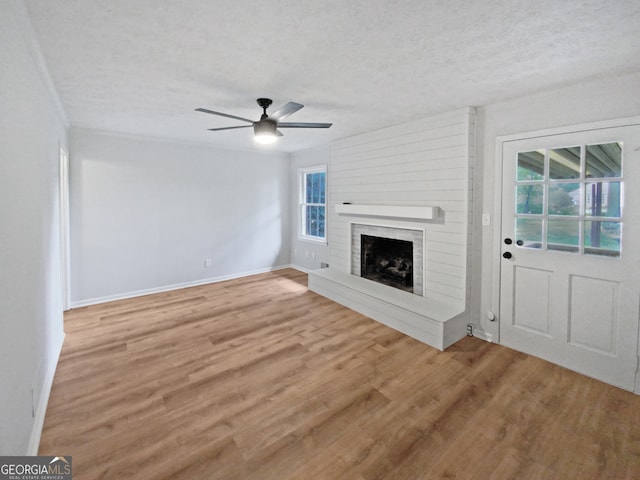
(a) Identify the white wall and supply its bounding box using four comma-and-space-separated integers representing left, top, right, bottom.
0, 0, 67, 454
70, 129, 291, 305
328, 108, 475, 307
290, 146, 330, 271
472, 71, 640, 341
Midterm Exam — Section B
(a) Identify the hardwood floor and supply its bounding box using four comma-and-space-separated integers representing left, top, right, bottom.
40, 269, 640, 479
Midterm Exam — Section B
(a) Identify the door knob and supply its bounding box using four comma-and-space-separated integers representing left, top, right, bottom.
503, 252, 513, 259
516, 239, 524, 246
504, 238, 513, 245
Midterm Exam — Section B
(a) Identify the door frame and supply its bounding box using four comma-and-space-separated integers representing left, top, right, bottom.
59, 145, 71, 311
491, 116, 640, 392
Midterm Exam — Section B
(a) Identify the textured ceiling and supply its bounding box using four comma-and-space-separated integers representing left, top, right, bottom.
24, 0, 640, 152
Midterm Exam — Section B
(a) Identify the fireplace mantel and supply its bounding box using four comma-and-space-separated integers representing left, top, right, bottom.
335, 204, 443, 222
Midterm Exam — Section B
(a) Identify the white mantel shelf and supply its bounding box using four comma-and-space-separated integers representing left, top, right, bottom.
335, 204, 443, 222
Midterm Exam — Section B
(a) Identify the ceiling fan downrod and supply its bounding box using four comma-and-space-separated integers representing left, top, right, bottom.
257, 98, 273, 118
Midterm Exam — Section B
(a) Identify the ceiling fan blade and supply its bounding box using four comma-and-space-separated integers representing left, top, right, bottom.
276, 129, 284, 137
277, 122, 332, 129
195, 108, 254, 124
207, 125, 253, 131
270, 102, 304, 121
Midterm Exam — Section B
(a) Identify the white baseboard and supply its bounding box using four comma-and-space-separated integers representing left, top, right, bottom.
70, 265, 295, 308
27, 333, 65, 455
471, 328, 494, 343
289, 264, 312, 274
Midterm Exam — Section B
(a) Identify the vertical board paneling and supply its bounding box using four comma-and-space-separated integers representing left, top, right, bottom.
329, 108, 474, 306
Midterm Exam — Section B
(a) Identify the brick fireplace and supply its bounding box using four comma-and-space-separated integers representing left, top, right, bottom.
350, 223, 424, 296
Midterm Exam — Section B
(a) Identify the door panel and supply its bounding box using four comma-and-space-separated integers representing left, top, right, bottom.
500, 124, 640, 392
513, 266, 552, 335
568, 275, 618, 355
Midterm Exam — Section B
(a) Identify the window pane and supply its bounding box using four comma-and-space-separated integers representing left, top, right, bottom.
517, 150, 544, 181
548, 183, 579, 216
318, 206, 325, 237
585, 181, 621, 218
516, 185, 543, 214
584, 221, 620, 257
549, 146, 581, 180
515, 218, 543, 249
319, 172, 326, 203
313, 205, 320, 236
312, 173, 319, 203
305, 172, 325, 204
306, 174, 313, 203
305, 205, 312, 234
305, 206, 325, 238
548, 219, 579, 252
307, 209, 314, 237
586, 142, 621, 178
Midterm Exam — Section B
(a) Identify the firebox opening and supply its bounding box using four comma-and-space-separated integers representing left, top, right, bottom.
360, 235, 413, 293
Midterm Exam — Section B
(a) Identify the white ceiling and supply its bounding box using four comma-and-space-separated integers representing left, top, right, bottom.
24, 0, 640, 152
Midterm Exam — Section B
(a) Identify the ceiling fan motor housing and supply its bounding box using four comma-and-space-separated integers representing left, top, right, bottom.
254, 118, 277, 136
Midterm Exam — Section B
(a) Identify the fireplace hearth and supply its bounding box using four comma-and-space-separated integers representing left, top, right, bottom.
361, 235, 413, 293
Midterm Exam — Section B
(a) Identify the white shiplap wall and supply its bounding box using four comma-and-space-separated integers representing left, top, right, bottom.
328, 107, 475, 307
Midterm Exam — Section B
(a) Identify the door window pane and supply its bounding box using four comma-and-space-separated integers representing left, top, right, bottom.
584, 221, 621, 257
516, 185, 544, 214
585, 181, 621, 218
517, 150, 545, 181
549, 147, 581, 180
548, 183, 580, 216
548, 219, 579, 253
515, 218, 543, 249
586, 142, 622, 178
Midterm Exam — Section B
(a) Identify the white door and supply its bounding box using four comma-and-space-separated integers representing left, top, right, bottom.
499, 123, 640, 392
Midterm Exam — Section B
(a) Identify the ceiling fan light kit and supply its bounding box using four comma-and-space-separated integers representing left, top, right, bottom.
253, 102, 278, 144
253, 124, 278, 144
196, 98, 332, 145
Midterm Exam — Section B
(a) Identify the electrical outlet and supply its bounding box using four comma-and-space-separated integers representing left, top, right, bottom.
204, 259, 212, 268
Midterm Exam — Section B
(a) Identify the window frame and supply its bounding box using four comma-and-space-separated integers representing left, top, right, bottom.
299, 165, 327, 244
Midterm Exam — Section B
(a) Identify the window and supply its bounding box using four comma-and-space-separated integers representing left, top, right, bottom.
515, 142, 622, 257
300, 166, 326, 242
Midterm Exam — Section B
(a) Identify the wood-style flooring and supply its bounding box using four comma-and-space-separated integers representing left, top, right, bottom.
39, 269, 640, 479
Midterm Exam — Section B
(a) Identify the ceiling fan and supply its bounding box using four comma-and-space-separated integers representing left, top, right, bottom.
195, 98, 332, 144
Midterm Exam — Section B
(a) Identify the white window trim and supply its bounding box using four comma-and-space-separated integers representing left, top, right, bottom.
299, 165, 327, 244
